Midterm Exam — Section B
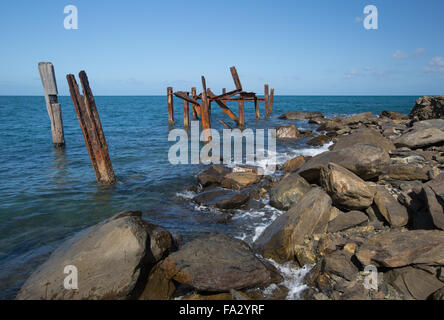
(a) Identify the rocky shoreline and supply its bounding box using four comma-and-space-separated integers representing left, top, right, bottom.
17, 96, 444, 300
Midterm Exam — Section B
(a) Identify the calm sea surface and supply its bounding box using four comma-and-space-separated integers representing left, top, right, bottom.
0, 95, 417, 299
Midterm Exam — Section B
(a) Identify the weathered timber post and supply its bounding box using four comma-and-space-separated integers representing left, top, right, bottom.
270, 88, 274, 114
38, 62, 65, 147
238, 99, 245, 128
167, 87, 175, 125
191, 87, 199, 120
67, 72, 116, 185
222, 88, 226, 94
183, 92, 190, 128
264, 84, 269, 117
201, 76, 212, 142
254, 96, 260, 120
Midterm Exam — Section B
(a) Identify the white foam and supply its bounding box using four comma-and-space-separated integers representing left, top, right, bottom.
266, 260, 313, 300
176, 190, 196, 200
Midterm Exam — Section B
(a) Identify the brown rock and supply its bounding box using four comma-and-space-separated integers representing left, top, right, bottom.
278, 111, 324, 120
221, 172, 262, 190
275, 124, 301, 140
297, 143, 391, 183
424, 173, 444, 230
320, 163, 375, 210
254, 188, 332, 262
281, 155, 306, 172
394, 128, 444, 149
160, 234, 282, 292
373, 186, 409, 227
380, 110, 409, 120
139, 263, 176, 300
322, 251, 358, 281
327, 210, 368, 233
269, 173, 312, 210
356, 230, 444, 268
331, 128, 395, 153
386, 164, 429, 181
307, 135, 332, 146
385, 267, 444, 300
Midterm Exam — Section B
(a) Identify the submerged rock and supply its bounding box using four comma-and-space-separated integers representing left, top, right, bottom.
278, 111, 324, 120
159, 233, 282, 292
16, 211, 173, 300
193, 188, 249, 209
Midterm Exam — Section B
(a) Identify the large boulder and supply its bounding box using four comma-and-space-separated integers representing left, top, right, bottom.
254, 187, 332, 262
320, 163, 375, 210
331, 128, 395, 153
373, 187, 409, 227
297, 144, 391, 183
423, 173, 444, 230
278, 111, 324, 120
409, 96, 444, 122
269, 173, 312, 210
16, 211, 173, 300
275, 124, 301, 140
159, 234, 282, 292
356, 230, 444, 268
394, 128, 444, 149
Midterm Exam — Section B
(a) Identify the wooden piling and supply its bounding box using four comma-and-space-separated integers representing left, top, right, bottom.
167, 87, 175, 125
254, 96, 260, 120
183, 92, 190, 128
264, 84, 269, 117
201, 76, 212, 142
38, 62, 65, 147
270, 88, 274, 114
67, 71, 116, 185
238, 99, 245, 128
222, 88, 226, 94
191, 87, 199, 120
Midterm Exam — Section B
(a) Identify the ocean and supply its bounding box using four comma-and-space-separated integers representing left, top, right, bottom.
0, 95, 417, 299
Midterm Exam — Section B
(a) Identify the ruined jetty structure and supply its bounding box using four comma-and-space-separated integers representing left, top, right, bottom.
167, 66, 274, 142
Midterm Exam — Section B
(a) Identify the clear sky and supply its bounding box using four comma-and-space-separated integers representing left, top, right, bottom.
0, 0, 443, 95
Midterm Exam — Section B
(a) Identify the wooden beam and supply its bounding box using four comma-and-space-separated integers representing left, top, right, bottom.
207, 88, 240, 125
264, 84, 269, 117
219, 120, 232, 129
167, 87, 175, 125
209, 88, 242, 101
270, 88, 274, 114
67, 72, 116, 185
38, 62, 65, 147
174, 91, 201, 107
201, 76, 212, 142
230, 66, 242, 91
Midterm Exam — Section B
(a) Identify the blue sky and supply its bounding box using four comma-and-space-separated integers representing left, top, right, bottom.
0, 0, 443, 95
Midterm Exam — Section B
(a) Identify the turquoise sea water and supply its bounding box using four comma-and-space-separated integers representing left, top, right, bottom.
0, 95, 417, 299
